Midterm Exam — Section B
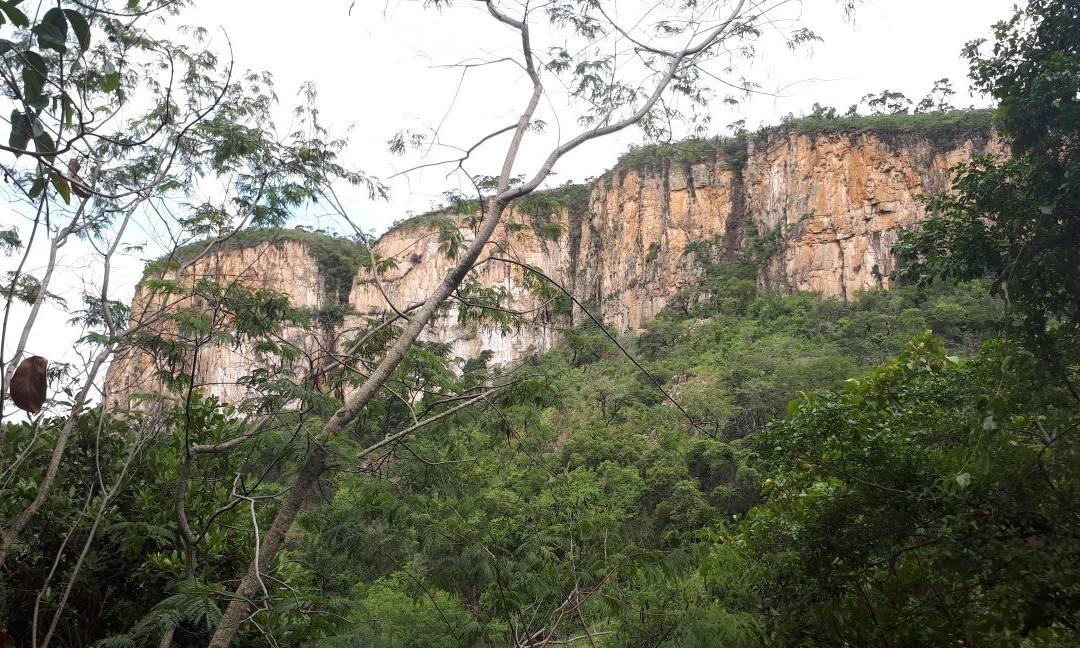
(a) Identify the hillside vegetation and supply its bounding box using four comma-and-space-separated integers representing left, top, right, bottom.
3, 259, 1019, 644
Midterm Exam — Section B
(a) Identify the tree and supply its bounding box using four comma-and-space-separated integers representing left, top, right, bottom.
0, 1, 381, 642
895, 0, 1080, 380
914, 77, 956, 113
742, 2, 1080, 642
745, 335, 1080, 644
858, 89, 913, 115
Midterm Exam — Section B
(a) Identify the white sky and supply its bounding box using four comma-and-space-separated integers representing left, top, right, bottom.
2, 0, 1019, 399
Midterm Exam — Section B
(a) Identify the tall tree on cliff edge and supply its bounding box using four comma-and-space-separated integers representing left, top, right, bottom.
206, 1, 859, 643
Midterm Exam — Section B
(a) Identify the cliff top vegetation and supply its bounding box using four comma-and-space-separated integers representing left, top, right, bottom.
384, 180, 594, 238
144, 227, 370, 305
612, 108, 996, 177
776, 106, 996, 150
614, 134, 750, 174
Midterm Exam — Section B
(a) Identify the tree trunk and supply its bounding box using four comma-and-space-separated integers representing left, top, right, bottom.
207, 198, 511, 646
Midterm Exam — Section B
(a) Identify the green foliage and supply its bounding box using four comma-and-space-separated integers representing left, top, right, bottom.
645, 242, 661, 263
645, 262, 999, 434
1, 251, 1006, 646
745, 334, 1080, 644
896, 0, 1080, 371
0, 402, 325, 645
534, 221, 564, 240
350, 572, 478, 647
533, 181, 594, 223
11, 5, 1069, 643
779, 107, 996, 152
740, 220, 783, 269
608, 107, 994, 178
739, 12, 1080, 641
281, 258, 1001, 644
387, 182, 590, 253
1, 270, 67, 307
615, 134, 749, 174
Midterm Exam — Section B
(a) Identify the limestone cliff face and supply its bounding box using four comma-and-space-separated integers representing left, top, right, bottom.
104, 240, 334, 409
347, 210, 572, 367
576, 160, 743, 332
104, 124, 1001, 407
575, 129, 1002, 331
744, 130, 1003, 299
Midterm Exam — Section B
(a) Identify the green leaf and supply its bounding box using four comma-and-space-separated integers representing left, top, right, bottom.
0, 2, 29, 28
954, 472, 971, 489
8, 109, 31, 151
63, 10, 91, 52
26, 93, 47, 111
103, 61, 119, 93
33, 130, 55, 160
0, 39, 14, 55
21, 50, 48, 102
43, 7, 68, 35
32, 21, 66, 54
50, 171, 71, 204
28, 176, 45, 198
62, 95, 74, 129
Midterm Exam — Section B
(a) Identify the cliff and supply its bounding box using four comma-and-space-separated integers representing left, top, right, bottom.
105, 232, 360, 409
104, 111, 1002, 408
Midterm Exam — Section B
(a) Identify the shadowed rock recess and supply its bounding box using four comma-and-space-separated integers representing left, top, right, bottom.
104, 112, 1002, 409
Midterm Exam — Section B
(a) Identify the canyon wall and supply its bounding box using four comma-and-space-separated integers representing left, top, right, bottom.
104, 120, 1001, 407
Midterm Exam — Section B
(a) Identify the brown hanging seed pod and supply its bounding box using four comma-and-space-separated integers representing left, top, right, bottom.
9, 355, 48, 414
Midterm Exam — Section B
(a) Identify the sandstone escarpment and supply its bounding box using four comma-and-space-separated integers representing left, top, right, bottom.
346, 209, 573, 367
745, 129, 1002, 298
104, 114, 1002, 407
576, 160, 742, 332
104, 239, 338, 410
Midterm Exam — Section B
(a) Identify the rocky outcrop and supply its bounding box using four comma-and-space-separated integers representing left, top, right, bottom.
104, 117, 1002, 407
346, 210, 573, 367
745, 130, 1001, 299
576, 161, 743, 332
104, 240, 335, 410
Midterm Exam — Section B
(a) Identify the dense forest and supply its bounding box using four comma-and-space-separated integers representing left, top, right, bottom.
3, 0, 1079, 646
3, 264, 1020, 645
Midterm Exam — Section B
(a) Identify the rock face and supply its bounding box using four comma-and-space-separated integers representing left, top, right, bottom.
104, 240, 334, 410
745, 130, 1000, 299
576, 161, 743, 332
346, 210, 573, 367
104, 122, 1001, 407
